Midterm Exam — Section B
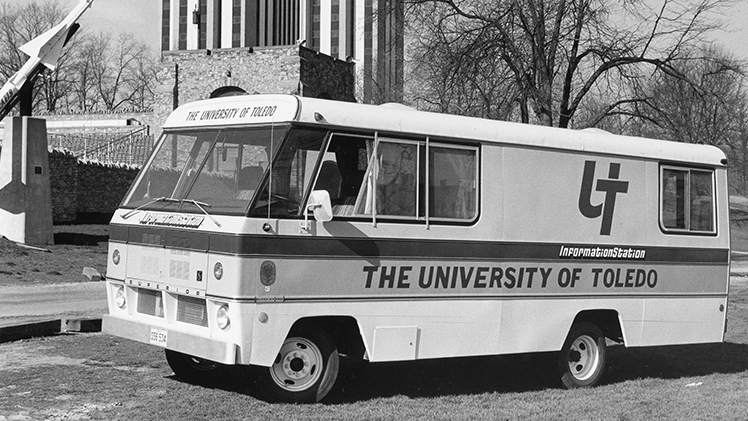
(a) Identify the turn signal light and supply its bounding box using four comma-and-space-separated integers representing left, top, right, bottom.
115, 286, 126, 309
216, 304, 230, 330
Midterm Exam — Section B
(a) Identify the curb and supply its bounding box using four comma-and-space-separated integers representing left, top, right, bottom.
0, 318, 102, 344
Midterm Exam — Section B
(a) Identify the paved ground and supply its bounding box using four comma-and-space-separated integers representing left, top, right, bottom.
0, 282, 106, 328
731, 252, 748, 276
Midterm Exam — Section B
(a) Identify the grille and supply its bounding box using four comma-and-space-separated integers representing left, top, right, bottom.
169, 259, 190, 280
176, 295, 208, 327
136, 288, 164, 317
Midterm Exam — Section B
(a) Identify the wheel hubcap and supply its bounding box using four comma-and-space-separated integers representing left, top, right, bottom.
567, 334, 599, 381
270, 337, 323, 392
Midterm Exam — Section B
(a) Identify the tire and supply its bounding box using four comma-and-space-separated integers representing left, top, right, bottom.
165, 349, 220, 382
256, 328, 339, 403
558, 322, 607, 388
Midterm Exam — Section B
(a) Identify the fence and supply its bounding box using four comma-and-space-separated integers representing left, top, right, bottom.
48, 126, 154, 166
48, 149, 141, 223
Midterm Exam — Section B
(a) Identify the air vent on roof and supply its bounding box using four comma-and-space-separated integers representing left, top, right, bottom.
379, 103, 415, 111
580, 128, 612, 135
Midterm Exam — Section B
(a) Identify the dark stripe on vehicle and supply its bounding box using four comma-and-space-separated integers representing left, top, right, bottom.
108, 225, 728, 264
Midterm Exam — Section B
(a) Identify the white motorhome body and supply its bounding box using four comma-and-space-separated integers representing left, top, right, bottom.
103, 94, 729, 403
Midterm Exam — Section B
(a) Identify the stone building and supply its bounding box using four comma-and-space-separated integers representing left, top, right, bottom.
155, 0, 405, 132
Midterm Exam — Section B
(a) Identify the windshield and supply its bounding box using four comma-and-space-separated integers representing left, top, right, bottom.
122, 126, 287, 215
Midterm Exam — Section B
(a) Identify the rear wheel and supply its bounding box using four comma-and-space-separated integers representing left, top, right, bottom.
558, 322, 607, 388
256, 328, 339, 403
165, 349, 220, 382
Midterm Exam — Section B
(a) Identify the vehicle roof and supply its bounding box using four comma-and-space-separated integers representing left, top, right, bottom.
163, 94, 726, 166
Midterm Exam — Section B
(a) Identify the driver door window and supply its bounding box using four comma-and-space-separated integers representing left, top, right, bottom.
249, 129, 328, 217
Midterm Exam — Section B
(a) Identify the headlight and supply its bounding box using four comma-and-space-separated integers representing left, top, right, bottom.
112, 249, 121, 265
216, 304, 230, 330
115, 286, 126, 309
213, 262, 223, 280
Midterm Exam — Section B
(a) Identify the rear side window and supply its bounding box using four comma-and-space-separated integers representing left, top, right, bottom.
660, 166, 715, 234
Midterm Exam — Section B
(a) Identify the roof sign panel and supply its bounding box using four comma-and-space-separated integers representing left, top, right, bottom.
163, 95, 299, 128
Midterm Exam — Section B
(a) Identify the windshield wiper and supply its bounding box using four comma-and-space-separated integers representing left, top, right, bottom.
121, 197, 180, 220
182, 199, 222, 227
121, 197, 221, 227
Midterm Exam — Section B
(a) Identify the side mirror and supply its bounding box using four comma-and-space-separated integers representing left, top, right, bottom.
307, 190, 333, 222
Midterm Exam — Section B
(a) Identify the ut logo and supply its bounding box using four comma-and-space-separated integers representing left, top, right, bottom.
578, 161, 629, 235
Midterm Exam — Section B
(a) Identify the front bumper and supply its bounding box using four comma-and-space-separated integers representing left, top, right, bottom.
102, 314, 238, 365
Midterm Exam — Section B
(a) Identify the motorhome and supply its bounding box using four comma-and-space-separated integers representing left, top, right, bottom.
103, 94, 730, 403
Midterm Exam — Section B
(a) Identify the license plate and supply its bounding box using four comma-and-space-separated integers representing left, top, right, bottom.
149, 328, 167, 347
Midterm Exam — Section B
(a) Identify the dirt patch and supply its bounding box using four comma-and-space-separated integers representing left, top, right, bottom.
0, 237, 31, 258
0, 338, 156, 374
0, 342, 88, 372
0, 335, 163, 421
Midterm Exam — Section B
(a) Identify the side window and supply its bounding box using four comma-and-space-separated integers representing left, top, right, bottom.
661, 166, 715, 234
340, 135, 478, 223
429, 144, 477, 220
353, 139, 424, 219
375, 141, 421, 217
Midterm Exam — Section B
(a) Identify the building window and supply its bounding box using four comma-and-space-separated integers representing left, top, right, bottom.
178, 0, 188, 50
162, 0, 171, 51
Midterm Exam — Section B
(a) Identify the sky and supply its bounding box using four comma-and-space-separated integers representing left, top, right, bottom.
3, 0, 161, 53
0, 0, 745, 60
75, 0, 161, 53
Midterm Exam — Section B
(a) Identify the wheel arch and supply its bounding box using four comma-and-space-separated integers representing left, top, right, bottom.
572, 309, 624, 344
289, 315, 367, 360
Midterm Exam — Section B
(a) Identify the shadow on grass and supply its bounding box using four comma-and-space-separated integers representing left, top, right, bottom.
162, 354, 551, 404
53, 232, 109, 246
165, 340, 748, 404
605, 341, 748, 383
327, 354, 556, 403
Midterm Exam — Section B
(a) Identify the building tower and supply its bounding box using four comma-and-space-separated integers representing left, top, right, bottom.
159, 0, 403, 107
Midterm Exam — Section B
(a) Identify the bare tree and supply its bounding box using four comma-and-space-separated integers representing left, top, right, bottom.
0, 0, 77, 113
586, 45, 747, 193
87, 33, 154, 111
405, 2, 520, 120
728, 100, 748, 194
628, 46, 745, 146
403, 0, 736, 128
124, 45, 159, 111
66, 29, 99, 112
0, 1, 158, 115
0, 1, 64, 78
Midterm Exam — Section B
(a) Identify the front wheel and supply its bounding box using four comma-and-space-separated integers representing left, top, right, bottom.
558, 322, 607, 388
165, 349, 220, 382
256, 328, 339, 403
